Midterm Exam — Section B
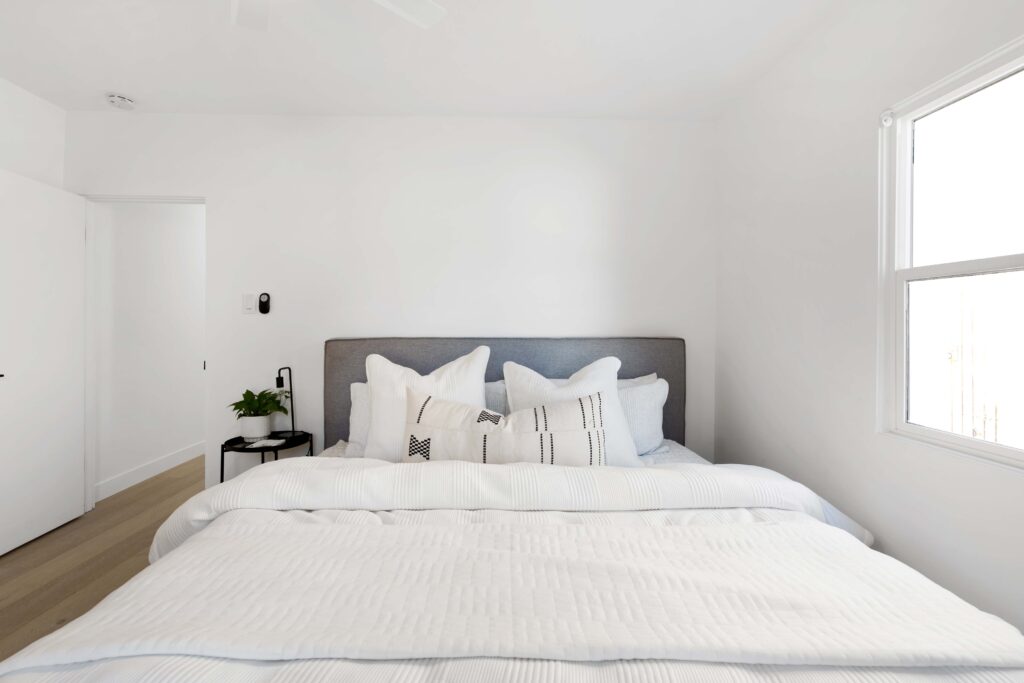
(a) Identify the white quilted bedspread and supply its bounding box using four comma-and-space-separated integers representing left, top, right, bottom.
149, 456, 873, 560
2, 458, 1024, 680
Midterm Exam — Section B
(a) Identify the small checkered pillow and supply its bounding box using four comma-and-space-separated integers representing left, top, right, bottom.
403, 388, 610, 466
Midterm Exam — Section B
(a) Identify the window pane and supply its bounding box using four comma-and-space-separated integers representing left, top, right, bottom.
912, 69, 1024, 266
907, 270, 1024, 450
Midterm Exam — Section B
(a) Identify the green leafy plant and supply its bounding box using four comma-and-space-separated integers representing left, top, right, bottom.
229, 389, 290, 418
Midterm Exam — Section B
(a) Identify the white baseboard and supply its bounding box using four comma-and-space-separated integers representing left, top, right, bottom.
95, 441, 204, 501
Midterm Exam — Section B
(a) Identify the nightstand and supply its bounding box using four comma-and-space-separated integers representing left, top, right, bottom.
220, 430, 313, 483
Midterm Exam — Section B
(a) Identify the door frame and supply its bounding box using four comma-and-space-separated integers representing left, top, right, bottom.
83, 194, 207, 510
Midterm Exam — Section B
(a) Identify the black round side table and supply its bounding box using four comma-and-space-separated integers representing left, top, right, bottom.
220, 430, 313, 482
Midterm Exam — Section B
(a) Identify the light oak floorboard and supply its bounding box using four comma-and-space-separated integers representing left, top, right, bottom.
0, 456, 203, 661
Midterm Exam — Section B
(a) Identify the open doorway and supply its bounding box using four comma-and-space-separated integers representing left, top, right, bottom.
85, 199, 206, 504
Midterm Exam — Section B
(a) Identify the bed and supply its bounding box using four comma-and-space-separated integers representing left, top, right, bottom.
2, 337, 1023, 682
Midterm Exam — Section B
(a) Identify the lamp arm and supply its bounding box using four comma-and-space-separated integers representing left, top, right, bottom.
276, 366, 295, 434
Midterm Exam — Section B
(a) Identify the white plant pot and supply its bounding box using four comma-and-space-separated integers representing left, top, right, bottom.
240, 415, 271, 443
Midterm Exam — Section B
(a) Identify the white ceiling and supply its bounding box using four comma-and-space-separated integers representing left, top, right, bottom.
0, 0, 834, 117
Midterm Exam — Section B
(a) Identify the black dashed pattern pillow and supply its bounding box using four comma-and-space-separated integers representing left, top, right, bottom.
403, 388, 609, 466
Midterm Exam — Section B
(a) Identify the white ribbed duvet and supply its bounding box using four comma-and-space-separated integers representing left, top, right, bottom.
2, 458, 1023, 682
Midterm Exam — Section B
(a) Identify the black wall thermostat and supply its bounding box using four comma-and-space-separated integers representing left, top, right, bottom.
258, 293, 271, 314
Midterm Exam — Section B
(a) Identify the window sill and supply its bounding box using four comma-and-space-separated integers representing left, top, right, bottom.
887, 423, 1024, 471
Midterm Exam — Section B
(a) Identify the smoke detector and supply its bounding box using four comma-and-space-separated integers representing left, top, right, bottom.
105, 93, 136, 111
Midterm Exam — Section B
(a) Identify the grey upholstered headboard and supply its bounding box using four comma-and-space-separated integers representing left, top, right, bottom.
323, 337, 685, 448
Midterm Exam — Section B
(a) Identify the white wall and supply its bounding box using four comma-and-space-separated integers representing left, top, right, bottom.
88, 202, 205, 499
715, 0, 1024, 627
0, 77, 65, 187
63, 115, 718, 484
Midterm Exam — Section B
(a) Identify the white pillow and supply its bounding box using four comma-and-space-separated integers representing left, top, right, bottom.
484, 376, 652, 417
620, 378, 669, 455
356, 374, 661, 459
404, 388, 609, 466
345, 382, 370, 458
503, 357, 640, 467
557, 374, 656, 389
484, 380, 508, 415
364, 346, 490, 461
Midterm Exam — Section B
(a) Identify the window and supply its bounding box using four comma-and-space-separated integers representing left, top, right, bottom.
880, 42, 1024, 466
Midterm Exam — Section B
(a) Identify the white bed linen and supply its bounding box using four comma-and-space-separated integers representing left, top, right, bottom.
640, 438, 711, 465
149, 456, 873, 559
7, 654, 1024, 682
320, 438, 350, 457
324, 437, 710, 465
3, 458, 1024, 681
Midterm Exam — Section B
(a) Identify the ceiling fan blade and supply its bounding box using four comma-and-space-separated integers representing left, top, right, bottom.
230, 0, 271, 31
371, 0, 448, 28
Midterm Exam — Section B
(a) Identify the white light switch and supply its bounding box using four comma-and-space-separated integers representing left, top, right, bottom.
242, 293, 257, 314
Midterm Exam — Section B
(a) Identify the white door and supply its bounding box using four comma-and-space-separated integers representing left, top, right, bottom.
0, 168, 86, 555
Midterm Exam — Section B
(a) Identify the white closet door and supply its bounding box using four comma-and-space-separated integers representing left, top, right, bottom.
0, 168, 85, 555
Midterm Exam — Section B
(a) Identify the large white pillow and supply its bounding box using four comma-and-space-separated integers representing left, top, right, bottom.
484, 380, 508, 415
620, 378, 669, 455
404, 389, 609, 466
364, 346, 490, 461
484, 376, 652, 417
345, 382, 370, 458
503, 357, 640, 467
358, 373, 663, 459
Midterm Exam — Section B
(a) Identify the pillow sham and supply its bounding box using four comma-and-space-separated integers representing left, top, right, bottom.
404, 388, 608, 466
620, 378, 669, 455
364, 346, 490, 461
503, 357, 640, 467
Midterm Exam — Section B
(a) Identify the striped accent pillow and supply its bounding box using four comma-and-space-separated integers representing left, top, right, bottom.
403, 388, 609, 466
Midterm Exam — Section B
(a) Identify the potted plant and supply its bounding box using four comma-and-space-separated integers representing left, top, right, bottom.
229, 389, 290, 442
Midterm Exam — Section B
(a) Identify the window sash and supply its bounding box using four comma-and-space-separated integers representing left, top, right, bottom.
893, 262, 1024, 467
879, 36, 1024, 469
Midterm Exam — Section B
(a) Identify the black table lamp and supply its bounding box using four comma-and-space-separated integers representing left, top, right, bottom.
275, 366, 297, 436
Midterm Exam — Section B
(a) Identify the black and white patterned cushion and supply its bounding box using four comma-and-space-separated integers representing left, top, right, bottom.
408, 435, 431, 460
476, 410, 501, 425
403, 388, 607, 466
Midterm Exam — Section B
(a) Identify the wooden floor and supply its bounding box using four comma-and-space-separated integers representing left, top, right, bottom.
0, 457, 204, 661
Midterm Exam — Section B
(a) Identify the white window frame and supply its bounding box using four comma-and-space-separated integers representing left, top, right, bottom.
878, 36, 1024, 469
